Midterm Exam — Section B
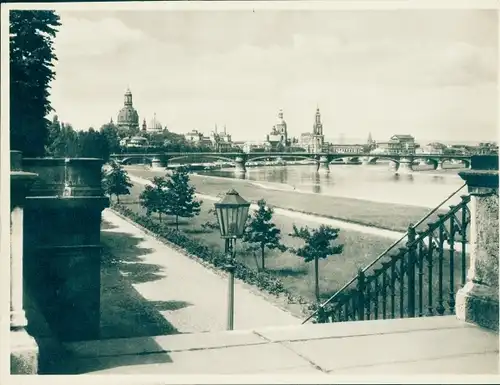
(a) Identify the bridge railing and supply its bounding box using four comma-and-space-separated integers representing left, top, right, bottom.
303, 183, 471, 324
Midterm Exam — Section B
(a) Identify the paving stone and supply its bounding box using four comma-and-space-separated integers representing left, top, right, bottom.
79, 343, 311, 374
286, 326, 498, 373
256, 315, 471, 342
333, 351, 499, 374
64, 330, 267, 358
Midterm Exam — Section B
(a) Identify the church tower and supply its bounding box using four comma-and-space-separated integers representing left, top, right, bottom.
313, 107, 323, 135
312, 107, 325, 153
275, 109, 288, 146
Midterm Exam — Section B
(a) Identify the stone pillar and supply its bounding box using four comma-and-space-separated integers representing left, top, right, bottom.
316, 155, 330, 174
362, 157, 370, 166
234, 156, 246, 175
456, 155, 499, 331
397, 158, 413, 174
10, 167, 39, 374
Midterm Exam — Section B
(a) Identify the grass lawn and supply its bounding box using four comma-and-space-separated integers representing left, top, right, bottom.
119, 182, 398, 305
125, 166, 459, 233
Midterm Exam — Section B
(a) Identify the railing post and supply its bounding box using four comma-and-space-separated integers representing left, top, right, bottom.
407, 224, 417, 317
456, 155, 499, 331
356, 269, 366, 321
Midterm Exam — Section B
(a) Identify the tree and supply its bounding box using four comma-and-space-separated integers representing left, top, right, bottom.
100, 122, 121, 154
139, 176, 168, 222
290, 224, 344, 302
103, 161, 133, 203
77, 128, 110, 160
10, 10, 61, 157
242, 199, 286, 271
163, 167, 202, 230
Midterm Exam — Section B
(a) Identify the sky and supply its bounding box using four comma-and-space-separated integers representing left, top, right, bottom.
48, 8, 498, 143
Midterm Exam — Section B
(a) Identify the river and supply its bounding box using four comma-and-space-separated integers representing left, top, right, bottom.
198, 163, 466, 209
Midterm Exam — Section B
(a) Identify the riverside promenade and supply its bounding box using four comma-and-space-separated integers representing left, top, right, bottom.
101, 209, 300, 333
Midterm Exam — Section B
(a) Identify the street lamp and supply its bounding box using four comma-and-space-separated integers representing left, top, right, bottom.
214, 189, 251, 330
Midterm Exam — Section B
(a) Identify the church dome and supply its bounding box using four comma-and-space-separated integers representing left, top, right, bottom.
117, 88, 139, 130
148, 114, 163, 130
117, 106, 139, 125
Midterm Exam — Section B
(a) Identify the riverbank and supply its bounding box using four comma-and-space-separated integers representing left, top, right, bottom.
125, 165, 458, 233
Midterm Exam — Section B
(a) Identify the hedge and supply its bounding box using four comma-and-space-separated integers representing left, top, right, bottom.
110, 203, 315, 316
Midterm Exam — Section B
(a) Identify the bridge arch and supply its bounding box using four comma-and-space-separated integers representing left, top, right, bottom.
120, 156, 153, 166
363, 156, 401, 166
168, 154, 237, 165
247, 154, 314, 163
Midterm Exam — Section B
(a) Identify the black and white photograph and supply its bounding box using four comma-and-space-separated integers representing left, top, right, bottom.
2, 0, 499, 380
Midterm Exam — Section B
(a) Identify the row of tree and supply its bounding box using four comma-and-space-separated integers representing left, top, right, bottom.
45, 116, 119, 159
104, 164, 344, 301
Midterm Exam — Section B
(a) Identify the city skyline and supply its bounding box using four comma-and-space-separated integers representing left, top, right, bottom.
49, 8, 498, 142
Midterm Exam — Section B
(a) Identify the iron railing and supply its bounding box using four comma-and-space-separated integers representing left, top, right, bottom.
303, 183, 471, 324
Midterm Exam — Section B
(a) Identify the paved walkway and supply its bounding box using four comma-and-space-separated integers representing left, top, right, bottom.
62, 316, 499, 375
101, 209, 300, 334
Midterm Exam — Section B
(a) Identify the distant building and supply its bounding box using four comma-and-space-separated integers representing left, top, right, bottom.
209, 125, 233, 152
300, 107, 325, 153
117, 88, 140, 134
419, 142, 447, 154
266, 109, 289, 150
120, 136, 149, 148
375, 134, 416, 155
328, 144, 364, 154
242, 141, 272, 154
184, 129, 212, 147
141, 113, 164, 133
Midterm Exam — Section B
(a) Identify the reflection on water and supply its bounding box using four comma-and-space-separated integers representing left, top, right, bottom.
199, 163, 465, 208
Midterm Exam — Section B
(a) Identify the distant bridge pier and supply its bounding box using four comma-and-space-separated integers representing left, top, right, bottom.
151, 157, 163, 169
389, 160, 399, 173
234, 156, 247, 175
316, 155, 330, 174
433, 160, 444, 171
462, 159, 471, 169
397, 158, 413, 174
361, 157, 371, 166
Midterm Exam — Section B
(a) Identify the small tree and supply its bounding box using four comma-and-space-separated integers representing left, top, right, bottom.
139, 176, 169, 222
201, 208, 220, 231
242, 199, 286, 271
163, 167, 202, 230
103, 161, 133, 203
290, 224, 344, 302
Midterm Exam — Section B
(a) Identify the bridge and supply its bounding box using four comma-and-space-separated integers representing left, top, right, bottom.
110, 151, 472, 174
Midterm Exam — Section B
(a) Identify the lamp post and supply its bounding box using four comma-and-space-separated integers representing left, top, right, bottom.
214, 189, 250, 330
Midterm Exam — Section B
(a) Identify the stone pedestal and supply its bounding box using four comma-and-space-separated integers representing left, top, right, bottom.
22, 157, 109, 342
455, 155, 499, 331
316, 155, 330, 174
10, 168, 39, 374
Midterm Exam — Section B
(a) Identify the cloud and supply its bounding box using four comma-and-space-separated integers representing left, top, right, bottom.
54, 16, 148, 58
